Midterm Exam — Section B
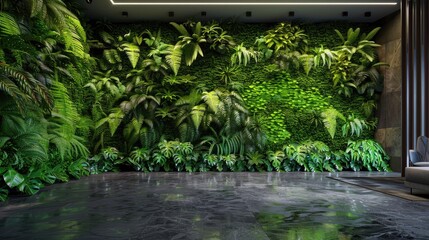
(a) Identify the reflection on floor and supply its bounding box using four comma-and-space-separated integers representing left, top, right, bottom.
1, 172, 428, 240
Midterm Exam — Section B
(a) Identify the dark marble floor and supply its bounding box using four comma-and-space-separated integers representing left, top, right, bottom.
1, 172, 428, 240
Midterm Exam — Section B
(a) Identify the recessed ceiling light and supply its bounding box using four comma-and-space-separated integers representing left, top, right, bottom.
109, 1, 398, 6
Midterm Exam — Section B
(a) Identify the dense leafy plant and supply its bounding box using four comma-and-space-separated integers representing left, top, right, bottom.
0, 0, 92, 201
0, 7, 392, 202
345, 140, 390, 171
330, 27, 385, 98
170, 21, 235, 66
230, 43, 259, 66
262, 22, 308, 53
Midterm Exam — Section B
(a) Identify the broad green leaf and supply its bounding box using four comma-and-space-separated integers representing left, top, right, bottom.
3, 168, 25, 188
18, 179, 42, 195
365, 27, 381, 41
170, 22, 190, 37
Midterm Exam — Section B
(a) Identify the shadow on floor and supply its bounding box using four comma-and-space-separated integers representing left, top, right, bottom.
328, 176, 429, 201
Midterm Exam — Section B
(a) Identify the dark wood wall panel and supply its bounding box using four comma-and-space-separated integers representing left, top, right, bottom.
402, 0, 429, 176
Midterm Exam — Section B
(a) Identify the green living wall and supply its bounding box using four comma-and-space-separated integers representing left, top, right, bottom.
0, 1, 390, 201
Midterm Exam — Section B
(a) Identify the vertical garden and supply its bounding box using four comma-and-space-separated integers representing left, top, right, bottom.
0, 0, 390, 201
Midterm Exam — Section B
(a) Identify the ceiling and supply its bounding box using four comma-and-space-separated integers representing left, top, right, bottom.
75, 0, 400, 23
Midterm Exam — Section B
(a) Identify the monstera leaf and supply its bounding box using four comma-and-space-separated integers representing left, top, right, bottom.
3, 168, 25, 188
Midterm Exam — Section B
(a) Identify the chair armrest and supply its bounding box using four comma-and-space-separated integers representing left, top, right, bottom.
409, 149, 422, 164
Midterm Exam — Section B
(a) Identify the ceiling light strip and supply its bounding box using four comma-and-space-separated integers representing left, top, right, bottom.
110, 1, 398, 6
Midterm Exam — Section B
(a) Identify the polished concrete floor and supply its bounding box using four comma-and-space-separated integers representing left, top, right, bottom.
1, 172, 428, 240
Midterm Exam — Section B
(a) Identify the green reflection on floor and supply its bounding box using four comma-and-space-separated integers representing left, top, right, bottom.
255, 212, 355, 240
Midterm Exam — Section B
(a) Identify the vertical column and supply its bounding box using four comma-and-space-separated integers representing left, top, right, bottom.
401, 0, 429, 176
416, 0, 422, 138
401, 0, 408, 176
421, 1, 429, 136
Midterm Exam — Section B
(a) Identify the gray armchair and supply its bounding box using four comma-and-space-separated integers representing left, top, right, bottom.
406, 136, 429, 194
409, 136, 429, 167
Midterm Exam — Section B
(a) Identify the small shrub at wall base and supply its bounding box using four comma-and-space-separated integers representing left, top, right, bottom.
88, 139, 389, 174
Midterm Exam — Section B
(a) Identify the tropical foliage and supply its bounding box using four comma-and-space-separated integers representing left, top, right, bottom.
0, 0, 92, 201
0, 1, 391, 202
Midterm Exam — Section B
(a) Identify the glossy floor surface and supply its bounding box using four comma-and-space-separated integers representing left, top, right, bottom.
1, 172, 429, 240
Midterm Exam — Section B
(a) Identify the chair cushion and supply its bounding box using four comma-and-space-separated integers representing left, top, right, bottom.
409, 150, 422, 164
405, 167, 429, 185
413, 162, 429, 167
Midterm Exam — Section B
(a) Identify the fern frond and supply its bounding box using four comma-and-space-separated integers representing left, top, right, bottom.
121, 43, 140, 69
62, 29, 85, 58
0, 77, 29, 105
165, 44, 182, 76
321, 108, 345, 139
30, 0, 45, 18
103, 49, 122, 64
202, 91, 220, 113
67, 16, 86, 42
0, 12, 21, 36
50, 81, 79, 124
